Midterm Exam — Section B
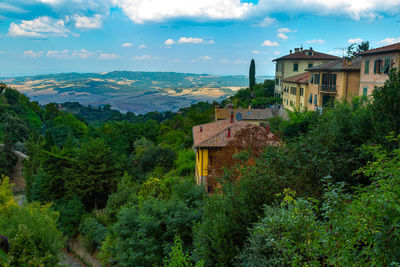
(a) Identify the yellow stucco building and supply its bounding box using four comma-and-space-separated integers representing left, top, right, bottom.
273, 47, 340, 98
281, 72, 309, 111
305, 57, 361, 110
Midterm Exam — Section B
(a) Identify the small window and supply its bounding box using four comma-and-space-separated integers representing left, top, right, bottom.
374, 59, 383, 74
383, 58, 391, 74
314, 94, 317, 105
308, 63, 313, 68
293, 63, 298, 71
315, 74, 320, 84
363, 87, 368, 96
364, 60, 370, 74
308, 93, 313, 104
310, 74, 314, 84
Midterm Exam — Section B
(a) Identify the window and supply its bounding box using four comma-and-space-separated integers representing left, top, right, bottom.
374, 59, 383, 74
275, 78, 280, 85
308, 93, 312, 104
290, 87, 297, 95
314, 74, 320, 84
308, 63, 313, 68
310, 74, 314, 84
321, 74, 337, 91
314, 94, 317, 105
363, 87, 368, 96
308, 51, 313, 56
383, 58, 391, 74
364, 60, 370, 74
293, 63, 298, 71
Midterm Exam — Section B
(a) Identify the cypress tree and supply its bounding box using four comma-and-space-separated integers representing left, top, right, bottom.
249, 59, 256, 98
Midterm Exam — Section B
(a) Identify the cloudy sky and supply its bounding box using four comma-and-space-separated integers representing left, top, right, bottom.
1, 0, 400, 77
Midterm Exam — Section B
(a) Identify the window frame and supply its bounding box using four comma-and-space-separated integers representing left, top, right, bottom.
293, 63, 299, 72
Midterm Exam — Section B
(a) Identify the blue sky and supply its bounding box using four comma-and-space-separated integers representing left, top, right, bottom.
1, 0, 400, 77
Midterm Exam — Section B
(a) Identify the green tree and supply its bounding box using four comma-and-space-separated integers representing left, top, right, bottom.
66, 138, 121, 209
249, 59, 256, 98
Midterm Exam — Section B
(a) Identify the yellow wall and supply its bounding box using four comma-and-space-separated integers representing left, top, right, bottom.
275, 58, 329, 97
282, 81, 308, 111
306, 70, 360, 110
195, 148, 208, 185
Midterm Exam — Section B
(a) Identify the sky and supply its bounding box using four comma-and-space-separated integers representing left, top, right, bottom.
1, 0, 400, 77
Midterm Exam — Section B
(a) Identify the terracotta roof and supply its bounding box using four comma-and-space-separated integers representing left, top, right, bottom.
358, 42, 400, 56
193, 119, 254, 148
282, 72, 310, 84
273, 49, 340, 61
306, 57, 361, 72
215, 108, 280, 121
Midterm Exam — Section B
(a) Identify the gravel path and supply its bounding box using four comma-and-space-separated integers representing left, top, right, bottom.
60, 250, 86, 267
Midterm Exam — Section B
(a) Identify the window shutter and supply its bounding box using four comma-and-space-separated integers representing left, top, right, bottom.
374, 60, 377, 74
314, 94, 317, 105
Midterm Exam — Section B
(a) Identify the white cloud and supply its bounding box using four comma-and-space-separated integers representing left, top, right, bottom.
132, 54, 159, 60
164, 39, 175, 45
121, 42, 133, 47
233, 59, 246, 64
377, 37, 400, 45
0, 3, 27, 13
199, 55, 212, 61
71, 49, 94, 59
138, 44, 146, 49
171, 59, 180, 62
73, 14, 103, 29
8, 16, 69, 38
305, 39, 326, 44
98, 53, 120, 59
254, 17, 276, 27
252, 50, 260, 54
165, 37, 214, 45
277, 27, 297, 33
348, 38, 363, 44
277, 33, 288, 40
178, 37, 204, 44
273, 51, 280, 55
47, 49, 69, 58
262, 40, 279, 47
24, 50, 43, 58
112, 0, 254, 23
328, 50, 342, 55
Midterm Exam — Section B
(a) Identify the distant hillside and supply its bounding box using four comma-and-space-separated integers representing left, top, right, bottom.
1, 71, 272, 114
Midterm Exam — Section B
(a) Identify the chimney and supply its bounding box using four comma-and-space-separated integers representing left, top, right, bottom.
200, 126, 203, 132
290, 50, 292, 54
300, 47, 303, 52
230, 111, 234, 123
227, 127, 231, 138
295, 48, 299, 52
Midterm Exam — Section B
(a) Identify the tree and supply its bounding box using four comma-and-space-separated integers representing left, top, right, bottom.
66, 138, 121, 209
357, 41, 370, 53
249, 59, 256, 98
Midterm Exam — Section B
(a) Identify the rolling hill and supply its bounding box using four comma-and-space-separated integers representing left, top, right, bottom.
1, 71, 272, 114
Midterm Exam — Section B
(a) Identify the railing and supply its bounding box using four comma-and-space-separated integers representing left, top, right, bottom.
320, 84, 337, 92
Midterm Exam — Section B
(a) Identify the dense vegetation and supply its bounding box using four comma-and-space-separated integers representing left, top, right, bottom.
0, 67, 399, 266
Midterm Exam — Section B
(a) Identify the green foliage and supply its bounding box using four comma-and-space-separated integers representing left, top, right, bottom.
163, 235, 204, 267
249, 59, 256, 94
0, 177, 64, 267
79, 216, 108, 249
53, 197, 86, 237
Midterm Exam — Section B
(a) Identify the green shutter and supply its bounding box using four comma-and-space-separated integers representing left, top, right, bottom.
363, 87, 368, 96
365, 60, 369, 74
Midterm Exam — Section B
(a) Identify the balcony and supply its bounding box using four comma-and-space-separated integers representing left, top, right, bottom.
320, 84, 337, 94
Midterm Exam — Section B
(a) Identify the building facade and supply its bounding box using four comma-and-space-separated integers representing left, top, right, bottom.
305, 57, 361, 110
358, 43, 400, 96
281, 72, 309, 111
192, 117, 277, 193
273, 47, 340, 98
214, 107, 280, 125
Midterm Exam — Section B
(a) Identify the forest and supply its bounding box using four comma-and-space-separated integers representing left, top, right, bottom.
0, 69, 399, 267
